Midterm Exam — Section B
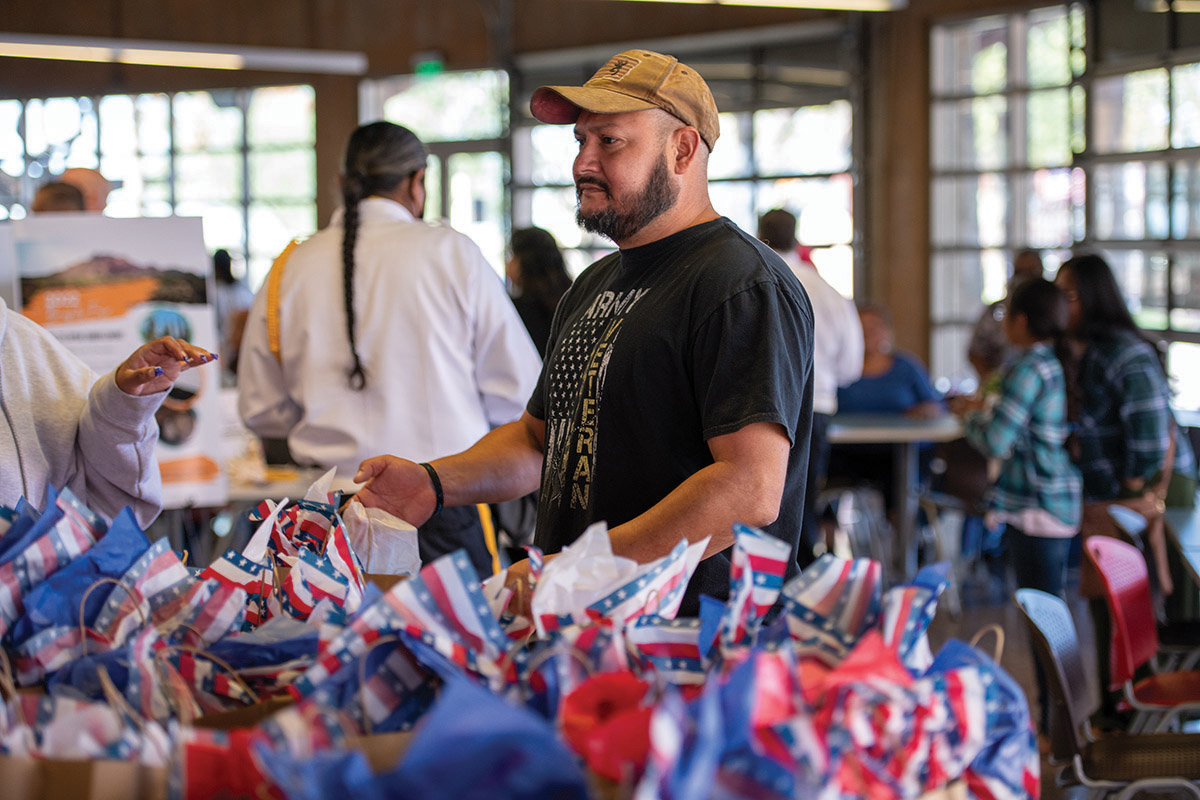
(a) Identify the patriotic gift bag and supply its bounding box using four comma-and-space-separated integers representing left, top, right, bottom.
199, 549, 274, 629
528, 523, 707, 637
879, 563, 951, 675
780, 554, 882, 667
718, 524, 792, 651
632, 680, 725, 800
928, 639, 1040, 800
0, 488, 106, 642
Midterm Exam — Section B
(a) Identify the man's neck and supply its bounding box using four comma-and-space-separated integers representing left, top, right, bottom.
614, 197, 720, 250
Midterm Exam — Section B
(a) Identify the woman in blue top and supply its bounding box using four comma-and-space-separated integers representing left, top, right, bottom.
836, 304, 943, 418
827, 304, 944, 511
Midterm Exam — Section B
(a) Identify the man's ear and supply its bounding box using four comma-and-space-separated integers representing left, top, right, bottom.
670, 127, 703, 174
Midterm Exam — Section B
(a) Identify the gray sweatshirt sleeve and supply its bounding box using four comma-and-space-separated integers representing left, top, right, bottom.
76, 370, 164, 528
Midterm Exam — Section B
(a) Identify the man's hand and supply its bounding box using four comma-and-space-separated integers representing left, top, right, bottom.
504, 558, 533, 618
115, 336, 216, 397
353, 456, 438, 527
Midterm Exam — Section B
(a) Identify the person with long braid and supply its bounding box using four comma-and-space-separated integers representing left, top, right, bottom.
238, 121, 541, 576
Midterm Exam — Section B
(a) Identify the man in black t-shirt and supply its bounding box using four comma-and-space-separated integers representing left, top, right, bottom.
354, 49, 814, 616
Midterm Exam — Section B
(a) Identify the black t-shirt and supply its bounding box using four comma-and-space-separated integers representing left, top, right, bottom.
527, 217, 814, 616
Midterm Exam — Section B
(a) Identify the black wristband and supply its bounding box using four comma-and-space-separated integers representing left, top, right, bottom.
418, 462, 444, 518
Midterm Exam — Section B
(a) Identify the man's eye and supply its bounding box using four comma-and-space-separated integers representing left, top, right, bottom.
601, 137, 617, 145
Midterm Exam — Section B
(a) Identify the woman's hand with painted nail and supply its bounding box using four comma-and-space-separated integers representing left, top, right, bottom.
115, 336, 217, 396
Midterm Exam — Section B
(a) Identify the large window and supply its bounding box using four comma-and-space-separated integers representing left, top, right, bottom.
929, 5, 1085, 392
0, 85, 317, 289
510, 37, 860, 296
361, 70, 510, 276
931, 5, 1200, 410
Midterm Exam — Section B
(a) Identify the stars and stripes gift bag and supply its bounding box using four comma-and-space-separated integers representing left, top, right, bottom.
529, 523, 707, 638
199, 549, 274, 629
626, 616, 706, 686
719, 524, 791, 651
0, 488, 106, 641
290, 550, 515, 698
879, 563, 951, 676
90, 538, 196, 649
780, 554, 881, 667
271, 547, 351, 622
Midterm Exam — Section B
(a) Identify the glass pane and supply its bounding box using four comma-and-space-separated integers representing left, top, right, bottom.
531, 185, 588, 249
247, 202, 317, 287
1027, 6, 1071, 88
1092, 70, 1169, 154
709, 181, 754, 234
249, 149, 314, 199
446, 151, 508, 275
708, 112, 750, 180
1027, 89, 1071, 168
378, 71, 507, 143
175, 200, 246, 254
174, 91, 242, 153
930, 250, 1006, 323
99, 95, 136, 157
176, 153, 241, 203
1105, 249, 1167, 330
1017, 168, 1074, 248
66, 100, 99, 169
929, 323, 975, 391
809, 243, 854, 299
136, 94, 171, 156
424, 154, 442, 222
930, 96, 1008, 171
1171, 253, 1200, 332
753, 101, 851, 176
1168, 341, 1200, 412
755, 175, 852, 246
529, 124, 576, 186
140, 181, 172, 217
931, 174, 1009, 247
1173, 63, 1200, 149
931, 15, 1008, 95
1070, 4, 1087, 79
247, 85, 315, 146
1174, 160, 1200, 240
1091, 162, 1169, 240
0, 100, 24, 179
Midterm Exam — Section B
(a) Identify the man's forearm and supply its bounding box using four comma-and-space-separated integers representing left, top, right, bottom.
605, 460, 780, 563
433, 413, 545, 506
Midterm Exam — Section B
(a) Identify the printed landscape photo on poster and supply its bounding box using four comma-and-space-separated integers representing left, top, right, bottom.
8, 215, 227, 509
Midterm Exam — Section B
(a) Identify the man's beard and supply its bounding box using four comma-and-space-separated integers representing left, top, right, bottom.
575, 157, 678, 242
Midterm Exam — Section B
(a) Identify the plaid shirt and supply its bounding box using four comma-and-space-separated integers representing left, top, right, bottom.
1075, 331, 1184, 501
963, 342, 1082, 527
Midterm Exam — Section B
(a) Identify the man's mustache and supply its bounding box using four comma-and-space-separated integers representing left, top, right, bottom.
575, 177, 611, 199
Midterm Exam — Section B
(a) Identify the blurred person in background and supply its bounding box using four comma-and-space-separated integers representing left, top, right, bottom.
239, 121, 540, 577
60, 168, 112, 214
827, 303, 944, 513
506, 227, 572, 357
31, 181, 85, 213
968, 248, 1043, 385
757, 208, 862, 567
210, 249, 254, 377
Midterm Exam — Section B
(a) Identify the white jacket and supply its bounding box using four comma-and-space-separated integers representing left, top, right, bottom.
780, 250, 863, 415
238, 197, 541, 478
0, 297, 163, 526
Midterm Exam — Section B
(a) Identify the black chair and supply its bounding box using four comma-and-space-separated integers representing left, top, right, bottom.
1014, 588, 1200, 798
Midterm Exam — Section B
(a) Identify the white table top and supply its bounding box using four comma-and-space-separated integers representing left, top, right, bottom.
826, 413, 962, 445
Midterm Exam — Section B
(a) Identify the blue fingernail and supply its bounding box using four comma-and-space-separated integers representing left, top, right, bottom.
154, 366, 164, 377
211, 353, 219, 360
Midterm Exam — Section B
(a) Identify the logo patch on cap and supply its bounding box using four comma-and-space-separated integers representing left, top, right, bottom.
592, 54, 641, 83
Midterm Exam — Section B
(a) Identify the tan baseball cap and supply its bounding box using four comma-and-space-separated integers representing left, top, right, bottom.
531, 50, 720, 151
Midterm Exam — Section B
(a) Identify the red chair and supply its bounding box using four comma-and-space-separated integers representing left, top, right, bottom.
1085, 536, 1200, 733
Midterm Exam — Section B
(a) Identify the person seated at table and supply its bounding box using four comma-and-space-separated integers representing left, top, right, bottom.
826, 304, 944, 513
949, 278, 1081, 740
0, 295, 216, 528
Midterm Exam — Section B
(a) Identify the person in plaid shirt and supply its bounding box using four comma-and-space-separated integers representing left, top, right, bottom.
950, 277, 1081, 737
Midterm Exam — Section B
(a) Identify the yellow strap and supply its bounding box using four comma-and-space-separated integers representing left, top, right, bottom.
477, 503, 502, 576
265, 238, 304, 363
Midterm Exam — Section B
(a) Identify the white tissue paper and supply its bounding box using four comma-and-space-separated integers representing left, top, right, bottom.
342, 499, 420, 577
529, 522, 707, 637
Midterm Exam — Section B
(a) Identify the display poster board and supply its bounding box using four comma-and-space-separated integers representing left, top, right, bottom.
4, 215, 227, 509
